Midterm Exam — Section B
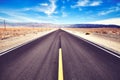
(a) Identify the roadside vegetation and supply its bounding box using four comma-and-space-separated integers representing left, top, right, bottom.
65, 28, 120, 40
0, 27, 53, 40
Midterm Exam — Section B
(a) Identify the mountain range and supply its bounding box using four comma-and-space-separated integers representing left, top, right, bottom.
0, 22, 120, 28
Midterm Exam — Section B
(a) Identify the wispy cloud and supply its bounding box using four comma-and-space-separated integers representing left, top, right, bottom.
0, 10, 58, 23
98, 5, 120, 16
23, 0, 57, 16
71, 0, 102, 8
90, 1, 101, 6
76, 0, 89, 7
40, 0, 57, 16
60, 6, 68, 17
0, 0, 59, 23
40, 3, 49, 6
1, 12, 40, 22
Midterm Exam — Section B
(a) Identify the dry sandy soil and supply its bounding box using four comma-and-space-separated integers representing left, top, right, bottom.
63, 28, 120, 54
0, 27, 120, 54
0, 27, 56, 53
0, 27, 52, 39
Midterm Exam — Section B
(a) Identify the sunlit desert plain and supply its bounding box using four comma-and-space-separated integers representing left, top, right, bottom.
0, 27, 120, 54
64, 28, 120, 53
0, 27, 53, 39
0, 27, 55, 52
65, 28, 120, 40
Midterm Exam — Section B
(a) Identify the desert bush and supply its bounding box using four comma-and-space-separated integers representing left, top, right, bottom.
102, 31, 107, 34
85, 32, 90, 35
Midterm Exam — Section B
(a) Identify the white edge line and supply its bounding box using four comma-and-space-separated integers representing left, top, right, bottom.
63, 29, 120, 59
0, 30, 56, 56
83, 39, 120, 58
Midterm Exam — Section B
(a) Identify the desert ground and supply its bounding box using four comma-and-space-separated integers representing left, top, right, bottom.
0, 27, 53, 39
0, 27, 56, 53
63, 28, 120, 53
0, 27, 120, 54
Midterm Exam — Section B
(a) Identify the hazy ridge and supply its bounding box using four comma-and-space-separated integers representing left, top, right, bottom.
0, 22, 120, 28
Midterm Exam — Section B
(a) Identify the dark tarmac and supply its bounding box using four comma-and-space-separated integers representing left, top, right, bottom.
0, 29, 120, 80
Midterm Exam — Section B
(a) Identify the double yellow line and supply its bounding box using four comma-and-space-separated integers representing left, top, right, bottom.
58, 48, 64, 80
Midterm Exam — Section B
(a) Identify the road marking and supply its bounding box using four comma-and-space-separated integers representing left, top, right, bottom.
63, 30, 120, 59
0, 30, 56, 56
80, 38, 120, 58
58, 48, 64, 80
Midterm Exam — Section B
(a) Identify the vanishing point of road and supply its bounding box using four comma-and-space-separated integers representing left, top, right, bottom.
0, 29, 120, 80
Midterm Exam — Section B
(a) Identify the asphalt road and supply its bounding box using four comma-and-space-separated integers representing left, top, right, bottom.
0, 29, 120, 80
61, 30, 120, 80
0, 30, 61, 80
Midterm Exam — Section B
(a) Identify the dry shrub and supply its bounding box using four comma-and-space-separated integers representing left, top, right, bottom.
0, 27, 53, 40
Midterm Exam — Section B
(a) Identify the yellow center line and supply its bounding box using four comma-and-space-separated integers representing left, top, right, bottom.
58, 48, 64, 80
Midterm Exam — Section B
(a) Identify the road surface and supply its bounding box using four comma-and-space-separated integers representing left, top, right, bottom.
0, 29, 120, 80
60, 30, 120, 80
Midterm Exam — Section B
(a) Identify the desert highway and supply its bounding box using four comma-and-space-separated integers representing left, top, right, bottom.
0, 29, 120, 80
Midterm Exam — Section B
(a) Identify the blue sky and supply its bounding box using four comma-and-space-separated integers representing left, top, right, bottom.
0, 0, 120, 24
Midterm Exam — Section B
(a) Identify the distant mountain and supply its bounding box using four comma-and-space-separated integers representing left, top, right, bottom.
0, 22, 59, 27
67, 24, 120, 28
0, 22, 120, 28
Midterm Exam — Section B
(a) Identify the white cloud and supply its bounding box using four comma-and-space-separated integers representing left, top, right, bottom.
98, 6, 120, 16
44, 0, 57, 15
71, 0, 102, 8
90, 1, 101, 6
60, 6, 68, 17
88, 18, 120, 26
99, 10, 113, 16
77, 0, 89, 7
0, 9, 60, 23
0, 11, 44, 23
23, 0, 57, 16
39, 3, 49, 6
